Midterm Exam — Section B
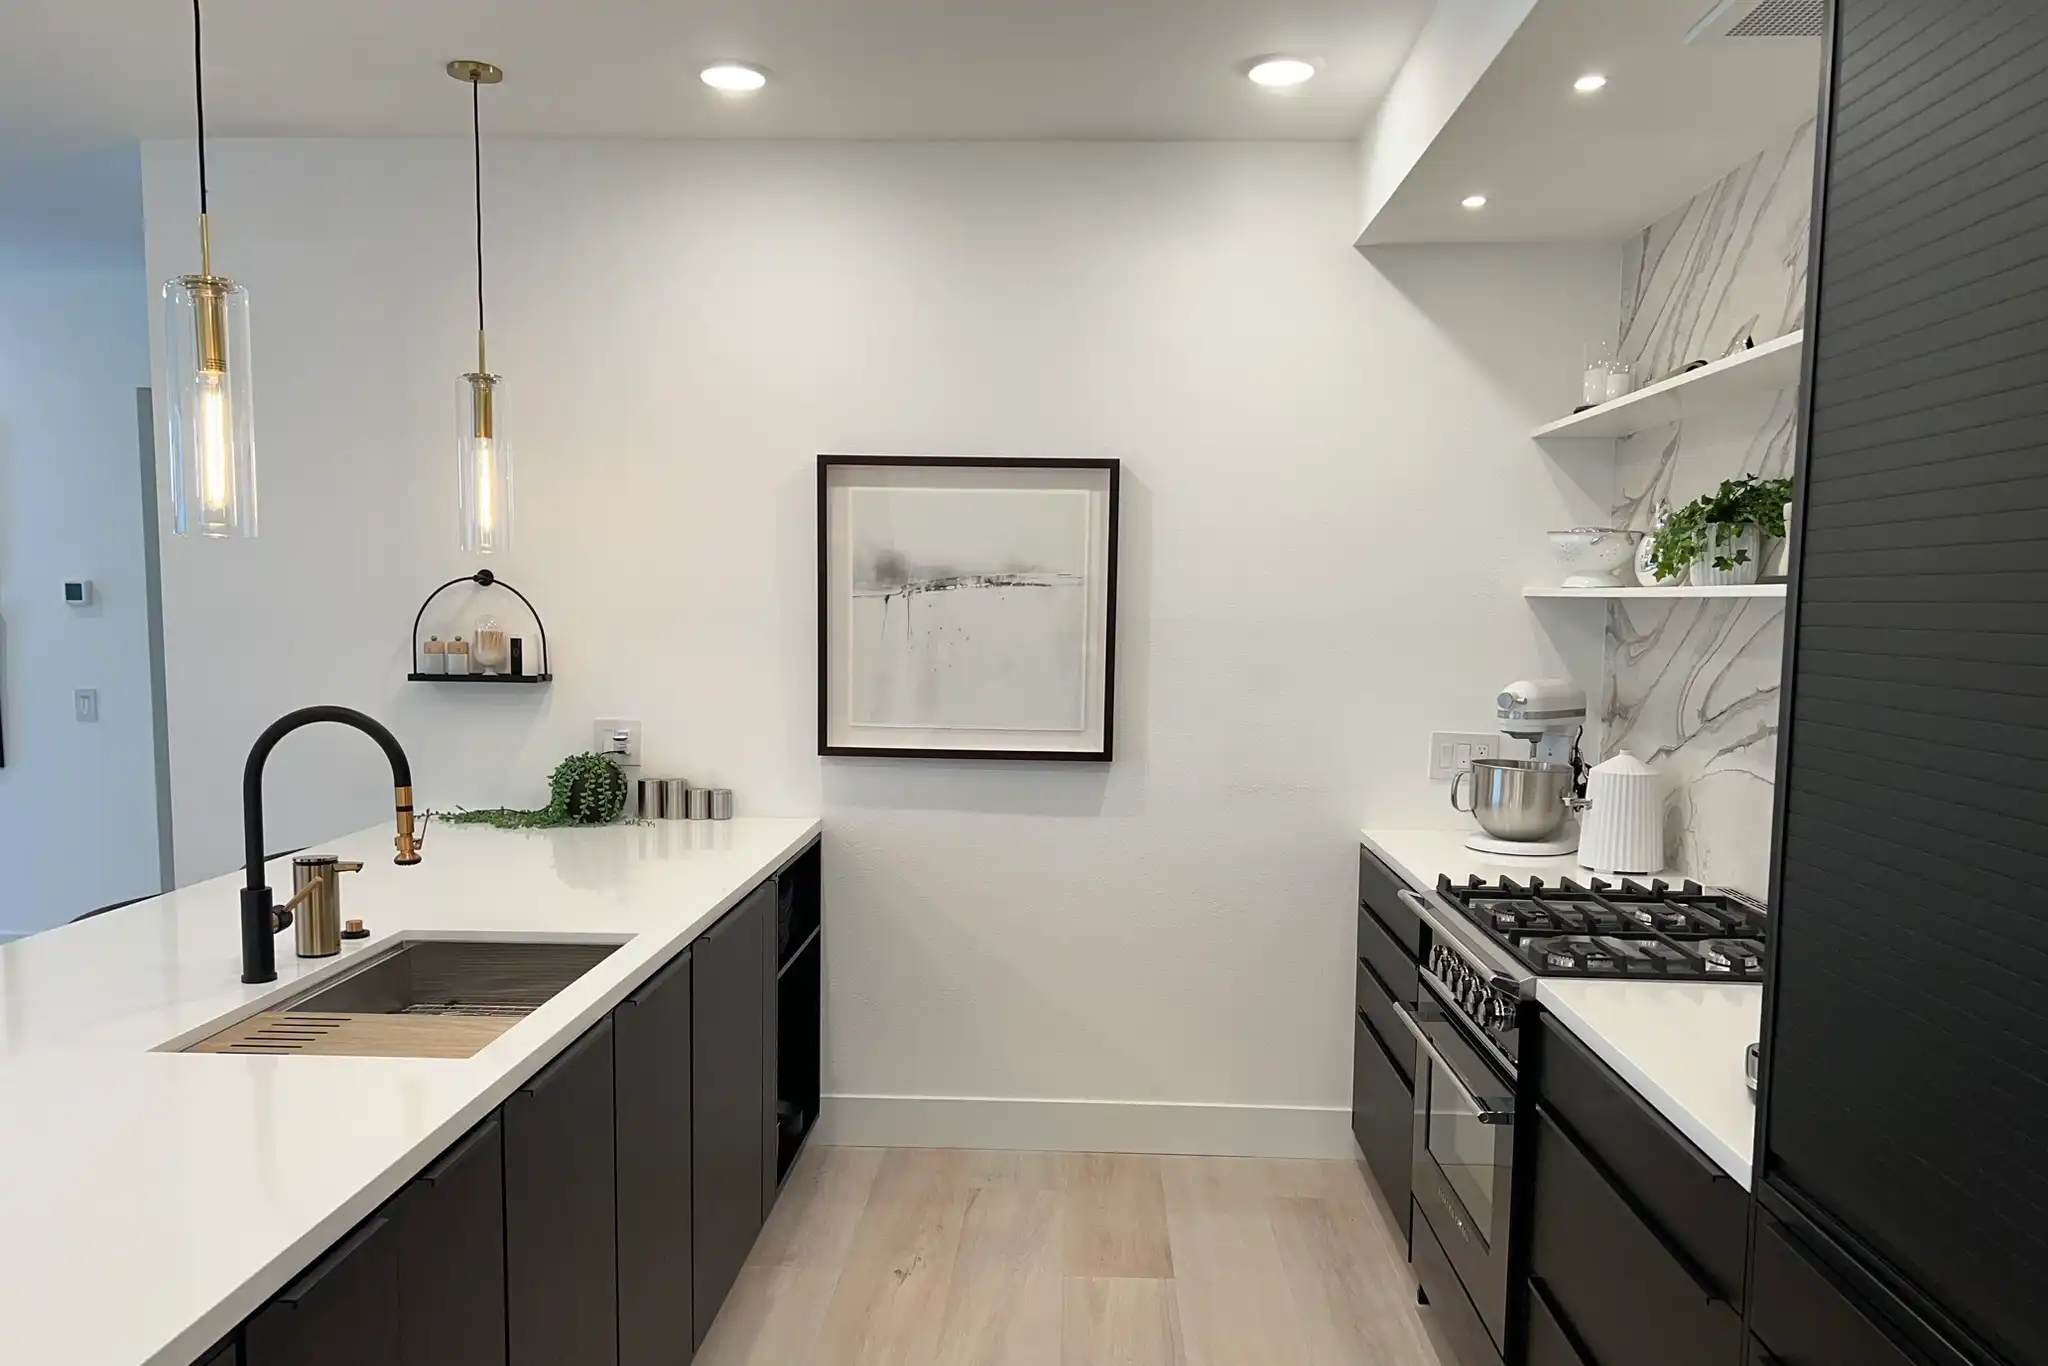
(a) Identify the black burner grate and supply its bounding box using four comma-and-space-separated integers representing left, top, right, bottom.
1437, 874, 1767, 980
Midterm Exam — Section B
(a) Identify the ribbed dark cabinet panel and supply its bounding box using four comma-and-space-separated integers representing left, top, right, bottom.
1765, 2, 2048, 1364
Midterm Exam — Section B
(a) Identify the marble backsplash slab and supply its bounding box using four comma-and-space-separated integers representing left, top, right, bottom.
1600, 118, 1816, 896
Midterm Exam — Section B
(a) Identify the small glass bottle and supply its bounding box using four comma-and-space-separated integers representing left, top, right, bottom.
1581, 341, 1614, 409
447, 635, 472, 676
422, 635, 447, 675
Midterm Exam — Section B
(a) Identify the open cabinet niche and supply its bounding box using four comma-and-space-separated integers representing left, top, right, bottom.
772, 839, 823, 1187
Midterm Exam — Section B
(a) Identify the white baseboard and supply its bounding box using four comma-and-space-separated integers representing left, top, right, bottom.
814, 1093, 1356, 1160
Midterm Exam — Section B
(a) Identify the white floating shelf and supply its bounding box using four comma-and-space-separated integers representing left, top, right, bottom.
1525, 584, 1788, 600
1533, 331, 1804, 441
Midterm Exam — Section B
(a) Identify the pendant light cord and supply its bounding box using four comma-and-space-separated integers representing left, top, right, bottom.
192, 0, 212, 275
472, 75, 487, 372
193, 0, 208, 214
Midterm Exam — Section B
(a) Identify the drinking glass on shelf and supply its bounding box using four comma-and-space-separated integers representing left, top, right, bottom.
1604, 360, 1636, 401
1581, 341, 1614, 408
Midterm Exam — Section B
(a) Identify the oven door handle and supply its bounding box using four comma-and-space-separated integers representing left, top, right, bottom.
1393, 1000, 1516, 1125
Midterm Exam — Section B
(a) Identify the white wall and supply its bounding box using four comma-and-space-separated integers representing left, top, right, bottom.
141, 139, 1614, 1152
0, 145, 161, 936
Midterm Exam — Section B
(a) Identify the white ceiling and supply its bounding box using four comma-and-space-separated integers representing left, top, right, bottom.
3, 0, 1434, 143
1360, 0, 1822, 244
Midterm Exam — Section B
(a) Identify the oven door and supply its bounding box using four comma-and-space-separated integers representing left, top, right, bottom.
1406, 989, 1517, 1353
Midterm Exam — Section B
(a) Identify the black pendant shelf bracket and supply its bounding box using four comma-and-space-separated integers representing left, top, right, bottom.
407, 569, 553, 683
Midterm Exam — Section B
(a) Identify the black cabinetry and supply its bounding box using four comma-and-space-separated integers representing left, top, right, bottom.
616, 948, 694, 1366
1747, 1214, 1919, 1366
506, 1017, 618, 1366
395, 1116, 505, 1366
243, 1214, 401, 1366
229, 846, 825, 1366
1523, 1015, 1744, 1366
1759, 2, 2048, 1363
1351, 845, 1420, 1234
692, 882, 771, 1348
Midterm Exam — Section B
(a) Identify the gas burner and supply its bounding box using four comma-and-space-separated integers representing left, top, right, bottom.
1701, 939, 1765, 975
1537, 937, 1617, 973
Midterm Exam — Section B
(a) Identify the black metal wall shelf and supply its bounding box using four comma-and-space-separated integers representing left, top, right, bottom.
409, 570, 552, 683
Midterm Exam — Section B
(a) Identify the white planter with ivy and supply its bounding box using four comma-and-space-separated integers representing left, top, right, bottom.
1650, 475, 1794, 590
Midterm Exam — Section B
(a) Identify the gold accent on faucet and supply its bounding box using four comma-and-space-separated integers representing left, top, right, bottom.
394, 785, 427, 865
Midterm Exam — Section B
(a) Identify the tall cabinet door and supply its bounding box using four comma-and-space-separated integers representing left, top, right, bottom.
617, 948, 694, 1366
1760, 4, 2048, 1364
395, 1115, 506, 1366
692, 883, 770, 1348
506, 1018, 618, 1366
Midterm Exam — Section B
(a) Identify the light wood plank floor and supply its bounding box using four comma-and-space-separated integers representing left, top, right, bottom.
696, 1146, 1456, 1365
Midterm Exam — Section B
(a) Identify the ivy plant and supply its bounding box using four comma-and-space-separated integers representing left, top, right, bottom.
442, 752, 631, 829
1650, 475, 1794, 580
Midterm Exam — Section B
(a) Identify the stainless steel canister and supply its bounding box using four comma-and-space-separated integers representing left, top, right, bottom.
634, 777, 663, 821
709, 789, 734, 821
686, 788, 713, 821
660, 778, 690, 820
290, 855, 364, 958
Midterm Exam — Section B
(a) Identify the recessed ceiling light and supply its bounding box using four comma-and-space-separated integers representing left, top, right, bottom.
1462, 195, 1489, 210
1247, 56, 1317, 88
701, 62, 768, 94
1574, 73, 1609, 92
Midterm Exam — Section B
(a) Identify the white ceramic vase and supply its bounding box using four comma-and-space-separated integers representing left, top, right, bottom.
1688, 525, 1763, 587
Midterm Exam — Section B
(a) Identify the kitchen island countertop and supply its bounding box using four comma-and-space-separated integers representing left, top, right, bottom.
0, 816, 820, 1366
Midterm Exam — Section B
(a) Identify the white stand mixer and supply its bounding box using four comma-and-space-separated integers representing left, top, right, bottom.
1455, 679, 1589, 858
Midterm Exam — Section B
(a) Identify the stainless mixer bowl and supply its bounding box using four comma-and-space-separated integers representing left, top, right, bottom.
1451, 758, 1576, 842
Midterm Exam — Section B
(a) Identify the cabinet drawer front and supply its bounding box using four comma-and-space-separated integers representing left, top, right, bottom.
1531, 1112, 1741, 1366
1357, 903, 1418, 1011
1536, 1015, 1748, 1304
1750, 1215, 1921, 1366
1356, 959, 1415, 1085
1527, 1278, 1593, 1366
1352, 1013, 1413, 1234
1359, 845, 1424, 959
1413, 1202, 1503, 1366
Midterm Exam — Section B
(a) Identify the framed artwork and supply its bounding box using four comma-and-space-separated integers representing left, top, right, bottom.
817, 455, 1121, 761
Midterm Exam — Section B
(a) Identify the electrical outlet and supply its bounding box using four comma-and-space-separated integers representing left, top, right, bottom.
1428, 731, 1496, 780
593, 719, 643, 766
74, 689, 99, 724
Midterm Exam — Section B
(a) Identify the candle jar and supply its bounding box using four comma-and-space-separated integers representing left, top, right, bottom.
1581, 341, 1614, 408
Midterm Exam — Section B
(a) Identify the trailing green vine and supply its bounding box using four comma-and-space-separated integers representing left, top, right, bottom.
441, 752, 631, 829
1650, 475, 1794, 580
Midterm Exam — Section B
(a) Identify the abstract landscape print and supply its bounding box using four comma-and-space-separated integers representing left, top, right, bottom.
845, 486, 1091, 732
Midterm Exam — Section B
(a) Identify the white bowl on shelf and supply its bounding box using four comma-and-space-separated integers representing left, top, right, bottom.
1547, 528, 1641, 588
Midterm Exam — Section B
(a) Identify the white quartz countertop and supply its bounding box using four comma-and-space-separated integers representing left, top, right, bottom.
1535, 980, 1761, 1187
1358, 827, 1758, 1185
1357, 826, 1678, 892
0, 816, 821, 1366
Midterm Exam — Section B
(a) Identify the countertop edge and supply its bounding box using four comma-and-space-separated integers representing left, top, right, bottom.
148, 818, 822, 1366
1534, 981, 1755, 1189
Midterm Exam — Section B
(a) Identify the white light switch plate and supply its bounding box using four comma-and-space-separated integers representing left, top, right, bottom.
594, 719, 643, 766
74, 689, 99, 724
1429, 731, 1495, 781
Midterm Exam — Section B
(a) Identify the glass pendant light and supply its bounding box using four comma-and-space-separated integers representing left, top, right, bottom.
164, 0, 257, 538
450, 60, 512, 554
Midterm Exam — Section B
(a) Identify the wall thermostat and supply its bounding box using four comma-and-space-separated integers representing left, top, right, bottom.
63, 580, 95, 607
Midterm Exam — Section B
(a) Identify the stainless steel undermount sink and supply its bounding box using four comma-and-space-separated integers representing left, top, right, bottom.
176, 939, 624, 1058
282, 940, 621, 1018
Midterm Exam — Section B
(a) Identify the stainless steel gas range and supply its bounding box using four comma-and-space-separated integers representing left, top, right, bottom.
1393, 874, 1768, 1366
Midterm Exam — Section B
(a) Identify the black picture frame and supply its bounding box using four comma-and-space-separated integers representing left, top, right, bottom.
817, 454, 1121, 762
